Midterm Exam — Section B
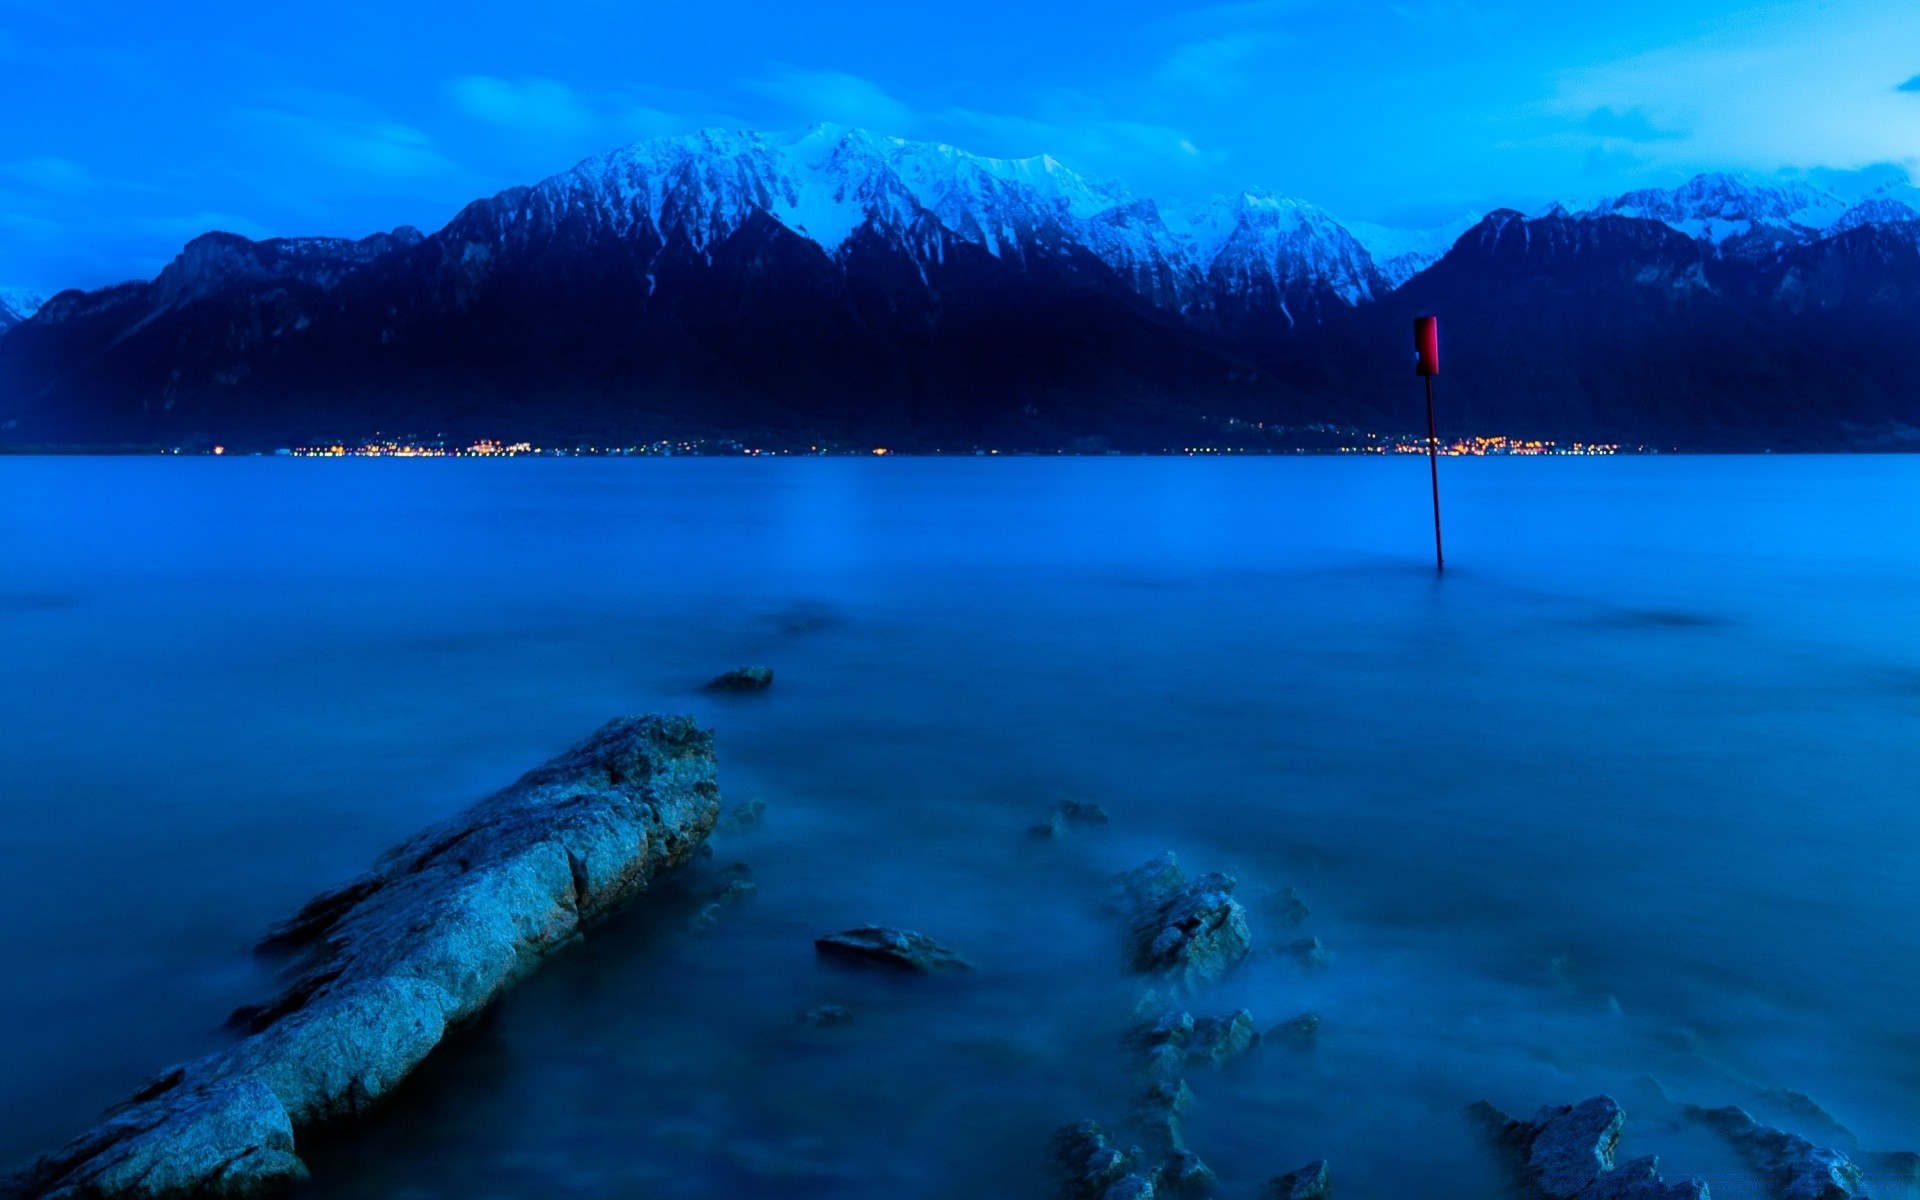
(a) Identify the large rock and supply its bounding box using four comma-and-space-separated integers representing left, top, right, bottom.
1118, 854, 1252, 988
1687, 1105, 1863, 1200
814, 927, 973, 973
1472, 1096, 1708, 1200
4, 715, 721, 1200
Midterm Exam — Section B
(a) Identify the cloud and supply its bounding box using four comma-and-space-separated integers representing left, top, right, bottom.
1900, 74, 1920, 92
1580, 107, 1683, 143
743, 70, 919, 134
1156, 32, 1283, 96
1550, 0, 1920, 176
0, 156, 93, 193
447, 75, 597, 137
241, 104, 453, 180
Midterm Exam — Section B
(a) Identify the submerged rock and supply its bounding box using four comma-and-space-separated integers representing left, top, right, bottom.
1271, 1013, 1321, 1048
693, 862, 756, 928
715, 796, 767, 833
1266, 1160, 1332, 1200
798, 1005, 853, 1028
1033, 800, 1113, 838
705, 665, 774, 693
1686, 1104, 1863, 1200
1118, 853, 1252, 987
1263, 886, 1311, 928
1286, 937, 1330, 969
814, 927, 973, 973
4, 715, 721, 1200
1472, 1095, 1707, 1200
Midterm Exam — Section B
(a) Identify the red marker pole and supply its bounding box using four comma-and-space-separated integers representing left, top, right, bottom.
1414, 316, 1444, 572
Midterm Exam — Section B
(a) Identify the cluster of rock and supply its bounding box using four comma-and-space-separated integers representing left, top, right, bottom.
1472, 1096, 1706, 1200
1471, 1092, 1916, 1200
1682, 1103, 1899, 1200
2, 716, 722, 1200
1051, 852, 1327, 1200
1118, 854, 1254, 989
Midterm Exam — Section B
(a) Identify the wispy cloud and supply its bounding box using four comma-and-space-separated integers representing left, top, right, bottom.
1155, 32, 1284, 97
241, 104, 453, 180
0, 156, 94, 194
1580, 107, 1684, 143
447, 76, 598, 138
742, 69, 921, 134
1550, 1, 1920, 176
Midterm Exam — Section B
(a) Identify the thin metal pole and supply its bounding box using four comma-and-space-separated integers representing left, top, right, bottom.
1425, 374, 1444, 572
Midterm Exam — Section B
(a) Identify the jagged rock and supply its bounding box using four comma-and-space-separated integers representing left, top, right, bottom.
4, 715, 721, 1200
705, 665, 774, 693
1051, 1119, 1211, 1200
1687, 1104, 1862, 1199
1118, 853, 1252, 987
1032, 800, 1113, 839
1286, 937, 1330, 968
1158, 1149, 1216, 1195
1271, 1013, 1321, 1047
1052, 1120, 1157, 1200
814, 927, 973, 973
716, 796, 767, 833
1130, 1011, 1197, 1083
1263, 886, 1310, 927
1129, 1079, 1195, 1151
798, 1005, 853, 1027
1129, 1008, 1259, 1082
1189, 1011, 1259, 1065
1472, 1096, 1707, 1200
1266, 1160, 1332, 1200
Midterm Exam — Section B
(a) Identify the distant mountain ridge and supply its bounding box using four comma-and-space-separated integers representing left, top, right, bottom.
3, 126, 1918, 451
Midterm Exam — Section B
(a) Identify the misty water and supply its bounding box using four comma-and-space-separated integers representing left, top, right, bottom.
2, 456, 1917, 1199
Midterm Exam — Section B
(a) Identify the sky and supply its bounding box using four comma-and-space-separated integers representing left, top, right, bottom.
1, 0, 1917, 296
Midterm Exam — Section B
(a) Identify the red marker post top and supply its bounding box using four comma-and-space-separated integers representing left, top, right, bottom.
1414, 315, 1440, 377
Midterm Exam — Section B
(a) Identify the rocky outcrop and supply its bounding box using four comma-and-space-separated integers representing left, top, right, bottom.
814, 927, 973, 973
4, 715, 721, 1200
1032, 801, 1112, 839
704, 666, 774, 693
1471, 1096, 1707, 1200
1686, 1105, 1862, 1200
1118, 854, 1252, 987
1265, 1160, 1331, 1200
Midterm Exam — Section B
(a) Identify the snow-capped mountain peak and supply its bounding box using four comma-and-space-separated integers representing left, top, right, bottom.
1345, 214, 1481, 288
1584, 172, 1847, 250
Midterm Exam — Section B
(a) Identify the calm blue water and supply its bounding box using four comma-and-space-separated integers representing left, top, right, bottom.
1, 456, 1916, 1198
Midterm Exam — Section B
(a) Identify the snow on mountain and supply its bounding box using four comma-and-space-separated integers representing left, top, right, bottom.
1183, 189, 1383, 308
1582, 172, 1846, 252
493, 126, 1390, 311
0, 287, 43, 331
1832, 197, 1920, 235
1345, 215, 1480, 288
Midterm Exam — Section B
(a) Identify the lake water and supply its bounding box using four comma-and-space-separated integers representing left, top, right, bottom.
2, 456, 1916, 1199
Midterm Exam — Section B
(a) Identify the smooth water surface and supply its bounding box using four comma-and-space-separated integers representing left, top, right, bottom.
2, 456, 1916, 1198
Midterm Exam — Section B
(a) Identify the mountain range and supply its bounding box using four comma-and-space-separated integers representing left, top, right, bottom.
3, 124, 1917, 451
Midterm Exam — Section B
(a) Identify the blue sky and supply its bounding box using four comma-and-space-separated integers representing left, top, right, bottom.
2, 0, 1916, 295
